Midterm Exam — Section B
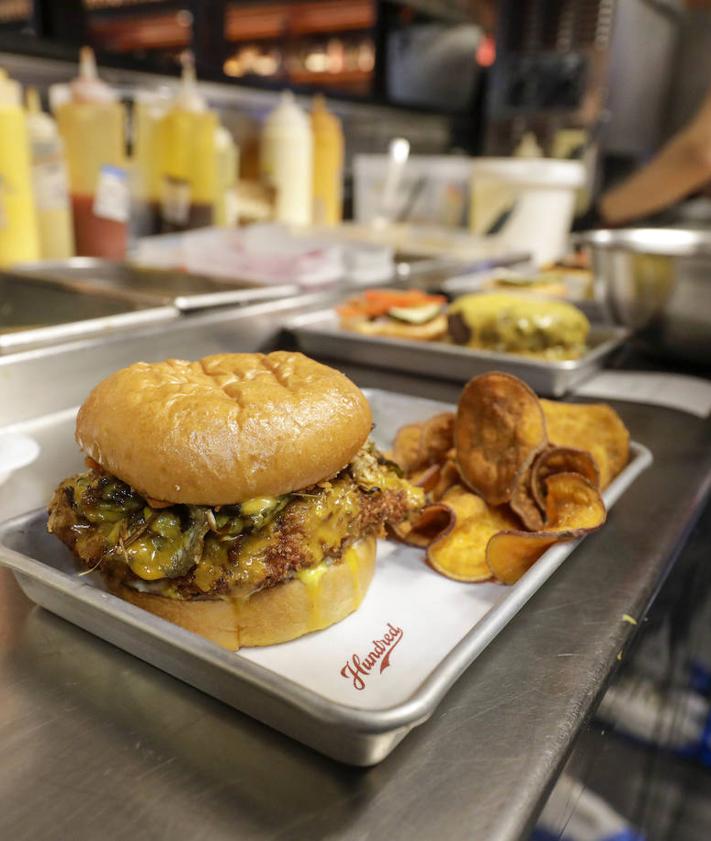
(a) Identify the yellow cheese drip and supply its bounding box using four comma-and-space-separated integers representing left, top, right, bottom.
296, 562, 328, 629
344, 545, 363, 604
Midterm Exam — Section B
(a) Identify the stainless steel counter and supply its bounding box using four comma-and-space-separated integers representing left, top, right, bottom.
0, 299, 710, 841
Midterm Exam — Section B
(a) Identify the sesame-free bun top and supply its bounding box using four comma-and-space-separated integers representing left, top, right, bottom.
76, 352, 372, 505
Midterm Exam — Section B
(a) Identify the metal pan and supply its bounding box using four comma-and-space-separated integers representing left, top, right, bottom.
0, 389, 651, 765
0, 271, 177, 355
12, 259, 300, 311
288, 309, 630, 397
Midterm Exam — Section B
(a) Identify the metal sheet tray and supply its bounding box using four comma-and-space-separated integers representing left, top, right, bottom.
0, 390, 651, 766
0, 271, 177, 355
288, 310, 630, 397
12, 259, 299, 311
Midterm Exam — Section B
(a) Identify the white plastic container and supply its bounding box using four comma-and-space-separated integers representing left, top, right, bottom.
470, 158, 585, 267
260, 92, 313, 226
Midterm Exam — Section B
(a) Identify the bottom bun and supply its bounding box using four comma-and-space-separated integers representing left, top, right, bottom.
111, 536, 377, 650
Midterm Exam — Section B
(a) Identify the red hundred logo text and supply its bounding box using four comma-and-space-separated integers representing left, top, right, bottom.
340, 622, 404, 691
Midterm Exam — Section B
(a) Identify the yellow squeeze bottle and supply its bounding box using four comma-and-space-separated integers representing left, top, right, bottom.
311, 96, 344, 226
0, 69, 39, 266
157, 53, 218, 231
214, 125, 239, 227
26, 88, 74, 260
132, 90, 171, 235
54, 47, 127, 259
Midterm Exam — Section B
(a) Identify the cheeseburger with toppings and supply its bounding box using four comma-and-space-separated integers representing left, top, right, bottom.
48, 352, 423, 649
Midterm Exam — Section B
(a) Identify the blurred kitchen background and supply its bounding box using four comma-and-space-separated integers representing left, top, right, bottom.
1, 0, 709, 242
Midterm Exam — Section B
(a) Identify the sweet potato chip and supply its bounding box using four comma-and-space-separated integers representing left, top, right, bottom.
540, 400, 629, 488
427, 485, 519, 582
410, 463, 444, 493
510, 463, 545, 531
431, 459, 461, 501
486, 531, 570, 585
455, 372, 548, 506
391, 413, 455, 477
419, 412, 455, 467
393, 503, 454, 547
487, 472, 606, 584
391, 423, 425, 473
544, 472, 606, 531
531, 446, 599, 509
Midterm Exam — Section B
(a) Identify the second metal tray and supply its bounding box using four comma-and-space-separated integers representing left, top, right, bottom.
288, 309, 630, 397
13, 258, 299, 311
0, 389, 651, 766
0, 271, 177, 355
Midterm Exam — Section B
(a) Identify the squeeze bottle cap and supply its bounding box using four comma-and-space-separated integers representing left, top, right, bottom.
266, 90, 309, 131
174, 51, 206, 112
69, 46, 116, 104
25, 87, 59, 142
311, 94, 340, 130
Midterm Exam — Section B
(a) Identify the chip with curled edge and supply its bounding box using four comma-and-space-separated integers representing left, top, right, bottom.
391, 371, 624, 587
455, 372, 547, 506
540, 400, 629, 489
426, 485, 519, 582
486, 472, 606, 584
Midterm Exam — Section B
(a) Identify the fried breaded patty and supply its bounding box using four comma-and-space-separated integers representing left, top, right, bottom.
48, 444, 423, 599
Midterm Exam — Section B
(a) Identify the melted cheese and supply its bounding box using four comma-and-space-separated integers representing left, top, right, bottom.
295, 544, 364, 631
240, 496, 278, 516
344, 545, 363, 604
296, 562, 328, 629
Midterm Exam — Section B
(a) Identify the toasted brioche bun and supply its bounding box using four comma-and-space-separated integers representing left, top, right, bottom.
111, 537, 376, 650
343, 313, 448, 342
76, 352, 372, 505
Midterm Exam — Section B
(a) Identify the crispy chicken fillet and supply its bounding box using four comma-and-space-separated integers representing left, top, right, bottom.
48, 444, 423, 599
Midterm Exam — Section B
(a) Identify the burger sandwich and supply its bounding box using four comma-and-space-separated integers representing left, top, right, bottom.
447, 292, 590, 361
337, 288, 448, 342
48, 352, 423, 649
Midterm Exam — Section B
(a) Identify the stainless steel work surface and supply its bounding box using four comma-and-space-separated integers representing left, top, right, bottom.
13, 258, 299, 311
0, 392, 651, 766
0, 303, 708, 840
0, 270, 177, 354
289, 308, 629, 397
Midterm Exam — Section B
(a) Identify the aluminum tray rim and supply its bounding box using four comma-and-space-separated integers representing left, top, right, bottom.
0, 440, 651, 737
10, 261, 300, 311
287, 309, 631, 372
0, 305, 178, 353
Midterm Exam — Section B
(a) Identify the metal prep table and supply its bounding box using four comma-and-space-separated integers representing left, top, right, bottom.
0, 295, 709, 841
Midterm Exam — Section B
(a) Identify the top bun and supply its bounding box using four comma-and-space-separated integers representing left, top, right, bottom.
76, 352, 372, 505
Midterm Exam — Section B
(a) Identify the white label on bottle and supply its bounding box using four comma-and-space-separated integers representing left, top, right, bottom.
93, 165, 129, 223
32, 160, 70, 211
161, 176, 191, 226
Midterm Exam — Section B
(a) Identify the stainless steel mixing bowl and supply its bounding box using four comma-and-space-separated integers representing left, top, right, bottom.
574, 228, 711, 364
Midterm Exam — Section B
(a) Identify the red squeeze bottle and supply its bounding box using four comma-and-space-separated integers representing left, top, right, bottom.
54, 47, 127, 259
